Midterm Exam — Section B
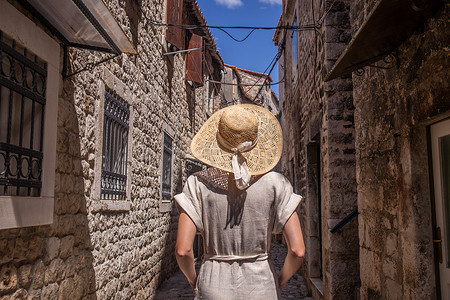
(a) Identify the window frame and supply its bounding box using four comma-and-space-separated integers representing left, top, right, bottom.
160, 122, 174, 213
91, 69, 134, 213
100, 87, 130, 201
0, 1, 60, 229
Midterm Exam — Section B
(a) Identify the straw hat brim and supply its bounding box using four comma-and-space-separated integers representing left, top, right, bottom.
191, 104, 283, 175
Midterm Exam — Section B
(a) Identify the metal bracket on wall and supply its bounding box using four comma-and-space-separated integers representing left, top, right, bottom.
62, 46, 119, 79
330, 208, 359, 234
162, 47, 202, 57
355, 51, 399, 76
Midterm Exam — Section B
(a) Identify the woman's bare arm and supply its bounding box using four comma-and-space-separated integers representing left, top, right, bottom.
175, 212, 198, 290
278, 211, 305, 290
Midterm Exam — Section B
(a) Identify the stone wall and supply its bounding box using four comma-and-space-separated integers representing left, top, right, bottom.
0, 0, 216, 299
278, 0, 359, 298
351, 3, 450, 299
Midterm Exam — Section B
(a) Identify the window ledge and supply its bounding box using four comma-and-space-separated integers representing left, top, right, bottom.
91, 200, 130, 213
159, 200, 172, 213
0, 196, 54, 229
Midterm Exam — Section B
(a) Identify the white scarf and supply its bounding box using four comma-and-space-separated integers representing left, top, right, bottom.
216, 132, 258, 190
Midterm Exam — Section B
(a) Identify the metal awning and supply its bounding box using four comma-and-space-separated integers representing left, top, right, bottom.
325, 0, 442, 81
19, 0, 136, 54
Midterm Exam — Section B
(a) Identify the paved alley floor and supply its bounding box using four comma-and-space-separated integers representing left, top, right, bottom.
153, 243, 313, 299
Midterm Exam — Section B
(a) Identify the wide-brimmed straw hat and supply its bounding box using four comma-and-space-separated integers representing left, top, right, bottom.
191, 104, 283, 182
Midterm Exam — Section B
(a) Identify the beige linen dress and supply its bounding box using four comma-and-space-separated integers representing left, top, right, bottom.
174, 168, 302, 300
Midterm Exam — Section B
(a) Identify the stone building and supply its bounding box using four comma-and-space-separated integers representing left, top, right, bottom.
222, 64, 280, 116
0, 0, 222, 299
275, 0, 449, 299
274, 0, 359, 298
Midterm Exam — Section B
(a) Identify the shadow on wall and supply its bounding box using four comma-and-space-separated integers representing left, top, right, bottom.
152, 170, 185, 298
0, 78, 97, 298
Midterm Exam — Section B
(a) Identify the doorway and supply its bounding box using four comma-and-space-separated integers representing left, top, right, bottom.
431, 118, 450, 299
307, 139, 323, 280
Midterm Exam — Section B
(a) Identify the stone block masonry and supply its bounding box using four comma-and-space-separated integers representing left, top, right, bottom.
352, 3, 450, 299
0, 0, 218, 299
276, 0, 359, 298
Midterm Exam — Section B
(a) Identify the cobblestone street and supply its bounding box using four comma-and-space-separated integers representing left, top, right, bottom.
154, 243, 313, 299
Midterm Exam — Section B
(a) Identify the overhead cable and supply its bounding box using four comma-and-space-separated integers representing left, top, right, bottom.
206, 76, 285, 87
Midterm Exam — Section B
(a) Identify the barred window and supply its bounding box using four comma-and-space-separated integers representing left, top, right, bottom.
161, 132, 173, 199
101, 88, 130, 200
0, 31, 47, 197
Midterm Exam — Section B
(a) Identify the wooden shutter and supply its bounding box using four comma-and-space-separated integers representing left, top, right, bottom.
186, 33, 203, 84
166, 0, 183, 48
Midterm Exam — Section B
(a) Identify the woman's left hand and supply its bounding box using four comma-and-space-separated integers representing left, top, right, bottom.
189, 273, 197, 293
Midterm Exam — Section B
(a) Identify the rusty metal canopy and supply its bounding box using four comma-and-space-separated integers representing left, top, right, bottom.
325, 0, 442, 81
19, 0, 136, 54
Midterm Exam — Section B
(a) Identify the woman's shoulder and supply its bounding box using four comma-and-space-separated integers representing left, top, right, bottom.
251, 171, 290, 189
260, 171, 288, 181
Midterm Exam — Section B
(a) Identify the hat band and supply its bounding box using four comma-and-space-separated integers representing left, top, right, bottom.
216, 132, 258, 190
216, 132, 259, 153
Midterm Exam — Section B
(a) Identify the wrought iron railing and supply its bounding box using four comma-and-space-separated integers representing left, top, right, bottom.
100, 88, 129, 200
0, 31, 47, 196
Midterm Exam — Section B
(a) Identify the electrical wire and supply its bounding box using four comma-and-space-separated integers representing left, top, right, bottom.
132, 0, 342, 107
215, 28, 257, 42
250, 27, 288, 103
316, 0, 340, 27
149, 21, 317, 31
240, 50, 279, 97
206, 75, 285, 87
138, 8, 318, 43
250, 40, 285, 103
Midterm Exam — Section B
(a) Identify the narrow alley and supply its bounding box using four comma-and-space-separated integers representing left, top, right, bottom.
1, 0, 448, 298
154, 243, 313, 300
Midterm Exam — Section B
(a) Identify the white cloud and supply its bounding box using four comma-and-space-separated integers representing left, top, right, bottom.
259, 0, 282, 5
215, 0, 243, 9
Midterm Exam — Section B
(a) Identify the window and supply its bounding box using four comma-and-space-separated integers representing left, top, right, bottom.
91, 69, 133, 213
0, 1, 60, 229
100, 88, 130, 200
0, 32, 46, 197
292, 13, 298, 83
161, 132, 173, 200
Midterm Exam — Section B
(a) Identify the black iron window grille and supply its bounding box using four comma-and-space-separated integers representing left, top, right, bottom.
0, 31, 47, 197
101, 88, 130, 200
161, 133, 173, 199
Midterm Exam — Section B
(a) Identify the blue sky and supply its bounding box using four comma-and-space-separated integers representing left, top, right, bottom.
196, 0, 282, 95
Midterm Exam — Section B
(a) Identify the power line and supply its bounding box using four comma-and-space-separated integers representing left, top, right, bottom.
148, 21, 317, 31
206, 76, 285, 87
241, 49, 279, 96
250, 35, 286, 103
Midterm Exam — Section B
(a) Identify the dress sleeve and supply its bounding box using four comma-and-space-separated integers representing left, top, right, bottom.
273, 174, 303, 234
174, 175, 204, 233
